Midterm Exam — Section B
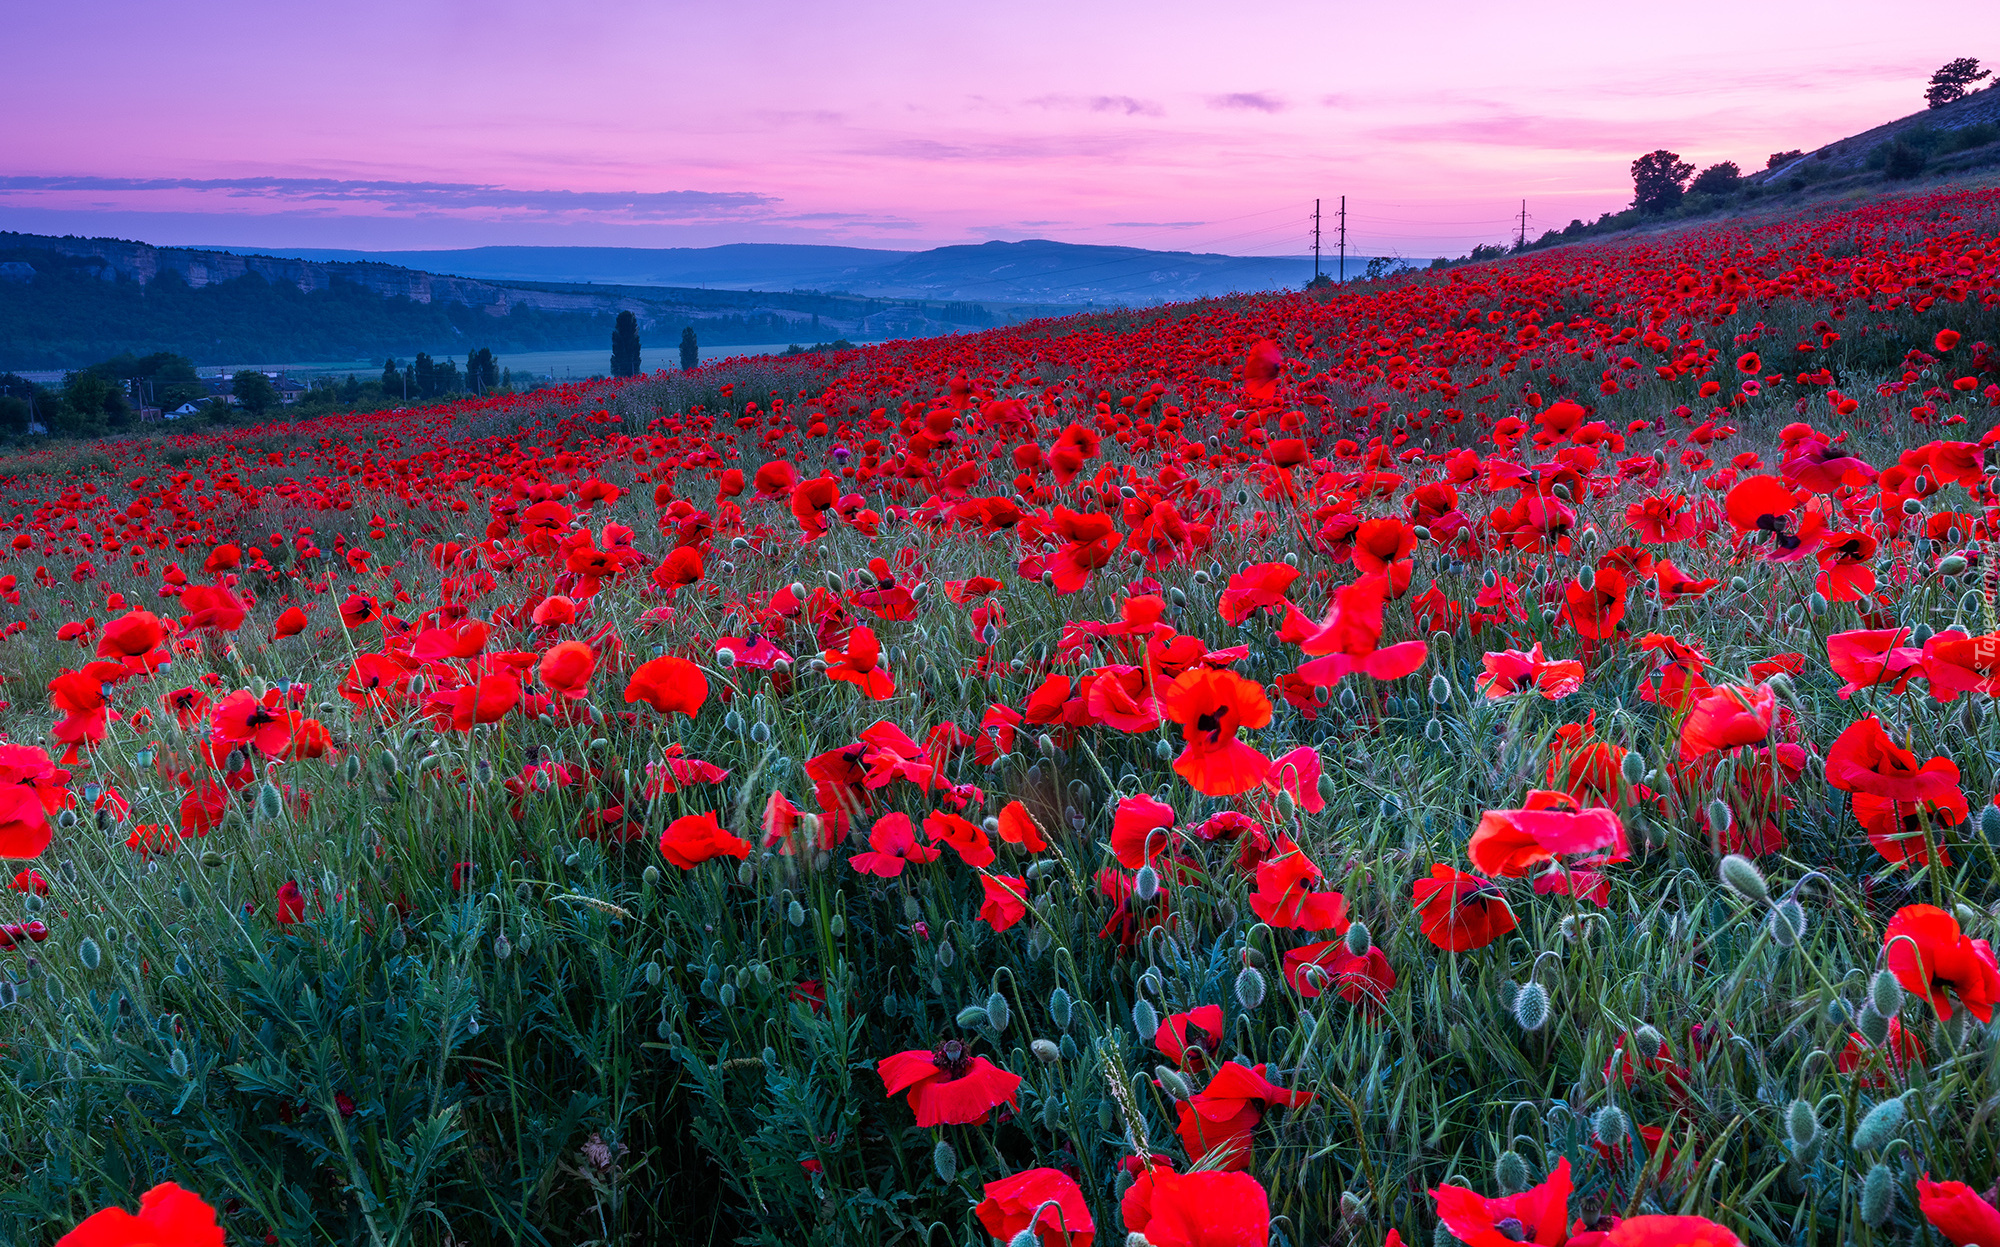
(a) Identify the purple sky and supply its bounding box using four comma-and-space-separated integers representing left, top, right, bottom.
0, 0, 1981, 258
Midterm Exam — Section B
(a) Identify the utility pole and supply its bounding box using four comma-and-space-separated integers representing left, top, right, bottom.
1312, 199, 1322, 281
1517, 199, 1529, 250
1337, 195, 1347, 283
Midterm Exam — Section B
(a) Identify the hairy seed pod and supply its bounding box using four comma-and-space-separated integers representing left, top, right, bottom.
1234, 967, 1266, 1011
257, 782, 284, 822
1980, 804, 2000, 846
985, 992, 1011, 1033
1592, 1105, 1629, 1147
77, 936, 102, 970
1852, 1095, 1906, 1152
954, 1004, 988, 1029
1133, 866, 1160, 902
1860, 1161, 1895, 1227
1768, 899, 1806, 946
932, 1139, 957, 1182
1786, 1098, 1818, 1149
1132, 998, 1160, 1039
1494, 1149, 1531, 1194
1620, 751, 1647, 786
1717, 853, 1767, 903
1345, 921, 1372, 958
1031, 1038, 1061, 1064
1513, 982, 1550, 1032
1706, 799, 1735, 833
1858, 1006, 1890, 1047
1050, 987, 1074, 1031
1869, 969, 1904, 1020
1429, 673, 1452, 705
168, 1047, 189, 1079
1154, 1065, 1192, 1100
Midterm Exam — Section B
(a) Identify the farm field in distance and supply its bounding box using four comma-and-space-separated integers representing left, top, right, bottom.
6, 184, 2000, 1247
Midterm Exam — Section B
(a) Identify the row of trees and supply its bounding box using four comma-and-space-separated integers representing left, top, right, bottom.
608, 312, 703, 377
376, 349, 503, 402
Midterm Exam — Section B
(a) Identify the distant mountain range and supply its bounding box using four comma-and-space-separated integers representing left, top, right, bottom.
0, 231, 1399, 371
214, 240, 1381, 305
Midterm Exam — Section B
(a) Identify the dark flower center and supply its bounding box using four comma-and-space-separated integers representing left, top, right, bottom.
932, 1040, 971, 1080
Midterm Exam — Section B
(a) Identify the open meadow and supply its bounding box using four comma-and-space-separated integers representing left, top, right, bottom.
8, 186, 2000, 1247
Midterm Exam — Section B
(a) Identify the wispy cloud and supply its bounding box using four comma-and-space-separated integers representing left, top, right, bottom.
0, 176, 776, 220
1028, 94, 1166, 117
1108, 220, 1204, 228
1206, 92, 1287, 113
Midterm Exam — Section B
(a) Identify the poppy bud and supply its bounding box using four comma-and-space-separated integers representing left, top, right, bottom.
1133, 866, 1160, 901
1050, 987, 1074, 1030
1787, 1098, 1819, 1149
1041, 570, 1055, 587
257, 782, 284, 822
736, 859, 756, 886
985, 992, 1011, 1033
1429, 673, 1452, 704
1911, 622, 1935, 647
829, 913, 845, 937
955, 1004, 988, 1029
1902, 495, 1923, 515
1154, 1065, 1192, 1100
932, 1140, 957, 1182
787, 900, 806, 927
1869, 969, 1904, 1020
1768, 899, 1806, 946
1344, 921, 1372, 958
1494, 1149, 1531, 1194
1032, 1038, 1061, 1064
1576, 565, 1595, 592
1591, 1105, 1629, 1147
1940, 554, 1968, 577
1619, 752, 1647, 787
344, 754, 363, 783
378, 749, 400, 778
1233, 966, 1266, 1011
1513, 982, 1549, 1032
1957, 903, 1981, 931
496, 934, 513, 961
1154, 738, 1174, 761
1858, 1005, 1890, 1046
1852, 1095, 1905, 1152
1860, 1161, 1894, 1227
78, 936, 102, 970
724, 710, 744, 734
642, 865, 661, 888
1132, 998, 1160, 1039
1717, 853, 1764, 902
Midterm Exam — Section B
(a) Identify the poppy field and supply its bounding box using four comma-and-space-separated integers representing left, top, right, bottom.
11, 186, 2000, 1247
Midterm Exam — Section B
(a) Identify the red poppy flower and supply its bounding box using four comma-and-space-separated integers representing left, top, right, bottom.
1475, 644, 1584, 700
1174, 1061, 1312, 1169
977, 874, 1030, 931
825, 625, 895, 699
1677, 683, 1775, 762
1918, 1175, 2000, 1247
1826, 716, 1961, 804
658, 811, 752, 869
1282, 938, 1395, 1004
275, 880, 306, 924
1249, 837, 1350, 930
1826, 629, 1924, 698
877, 1041, 1022, 1127
975, 1168, 1094, 1247
924, 808, 994, 867
1432, 1156, 1572, 1247
1121, 1165, 1269, 1247
625, 656, 708, 717
996, 800, 1048, 852
1162, 667, 1273, 796
1411, 864, 1517, 951
178, 584, 246, 632
1884, 904, 2000, 1023
1294, 574, 1429, 687
56, 1181, 224, 1247
1469, 790, 1626, 878
849, 813, 941, 877
1218, 562, 1300, 625
1109, 792, 1175, 868
272, 606, 309, 639
1601, 1216, 1742, 1246
538, 641, 596, 699
1153, 1004, 1224, 1068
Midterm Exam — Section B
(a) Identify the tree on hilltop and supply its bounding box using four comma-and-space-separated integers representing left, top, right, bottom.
1689, 162, 1743, 196
1927, 58, 1991, 109
611, 311, 642, 377
1631, 150, 1695, 214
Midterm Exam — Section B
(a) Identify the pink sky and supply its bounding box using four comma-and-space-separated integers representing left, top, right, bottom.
0, 0, 1985, 258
